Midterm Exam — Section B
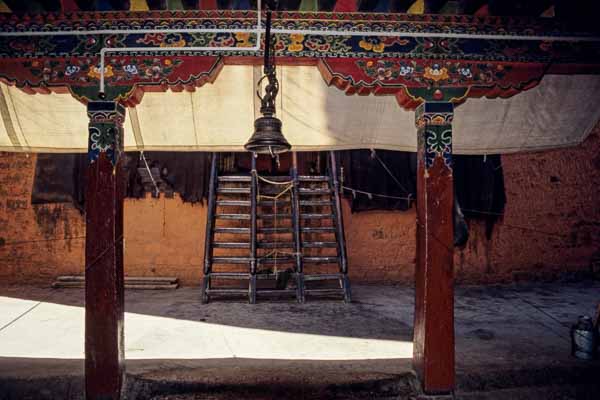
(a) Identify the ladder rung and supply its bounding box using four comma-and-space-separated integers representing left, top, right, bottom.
257, 289, 297, 294
258, 200, 290, 206
213, 242, 250, 249
305, 289, 344, 295
301, 227, 336, 233
259, 227, 293, 234
215, 213, 251, 220
301, 214, 333, 219
300, 200, 332, 206
218, 175, 251, 182
214, 227, 250, 234
212, 257, 251, 264
207, 289, 249, 294
217, 200, 250, 207
298, 176, 329, 182
217, 187, 251, 194
304, 274, 343, 281
258, 242, 294, 248
208, 272, 250, 279
304, 241, 337, 248
299, 188, 331, 195
304, 257, 339, 264
259, 214, 292, 219
260, 257, 295, 264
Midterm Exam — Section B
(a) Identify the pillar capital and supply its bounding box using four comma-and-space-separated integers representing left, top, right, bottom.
415, 102, 454, 171
415, 101, 454, 128
87, 101, 126, 166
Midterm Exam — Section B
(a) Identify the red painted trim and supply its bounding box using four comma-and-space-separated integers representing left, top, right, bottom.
199, 0, 217, 10
60, 0, 80, 12
333, 0, 357, 12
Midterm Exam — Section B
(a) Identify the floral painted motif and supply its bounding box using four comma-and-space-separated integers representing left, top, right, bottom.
234, 32, 253, 47
287, 34, 305, 52
87, 65, 114, 80
123, 64, 138, 75
359, 37, 386, 53
356, 59, 513, 87
423, 64, 449, 82
303, 35, 352, 53
160, 33, 187, 48
23, 57, 183, 85
64, 65, 81, 77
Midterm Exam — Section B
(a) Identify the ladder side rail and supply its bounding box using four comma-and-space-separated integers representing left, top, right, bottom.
203, 152, 219, 276
328, 151, 349, 275
290, 152, 305, 302
249, 153, 258, 303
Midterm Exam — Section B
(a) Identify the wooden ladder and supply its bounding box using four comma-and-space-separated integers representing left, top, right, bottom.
202, 151, 351, 303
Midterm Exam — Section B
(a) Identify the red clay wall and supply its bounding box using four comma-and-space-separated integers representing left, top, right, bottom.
1, 124, 599, 286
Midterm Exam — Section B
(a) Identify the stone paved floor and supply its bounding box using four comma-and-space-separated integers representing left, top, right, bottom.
0, 282, 599, 399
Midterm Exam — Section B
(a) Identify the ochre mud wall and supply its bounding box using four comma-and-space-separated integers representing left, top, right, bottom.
1, 124, 599, 286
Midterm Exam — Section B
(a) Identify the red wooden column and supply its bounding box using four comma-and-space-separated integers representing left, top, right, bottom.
85, 100, 126, 400
413, 101, 455, 394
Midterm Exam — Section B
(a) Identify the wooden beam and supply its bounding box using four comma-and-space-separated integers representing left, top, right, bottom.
60, 0, 80, 11
199, 0, 217, 9
39, 0, 62, 11
181, 0, 198, 8
146, 0, 167, 9
130, 0, 150, 10
85, 101, 126, 400
333, 0, 357, 12
457, 0, 485, 14
488, 0, 553, 16
74, 0, 95, 10
298, 0, 318, 11
424, 0, 446, 13
413, 102, 455, 394
278, 0, 302, 10
390, 0, 416, 12
318, 0, 336, 11
4, 0, 44, 13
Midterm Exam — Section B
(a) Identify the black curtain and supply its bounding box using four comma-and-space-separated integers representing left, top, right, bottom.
340, 149, 417, 212
453, 154, 506, 239
31, 152, 212, 211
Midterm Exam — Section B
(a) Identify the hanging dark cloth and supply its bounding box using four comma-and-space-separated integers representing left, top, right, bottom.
339, 149, 416, 212
126, 152, 212, 204
31, 153, 87, 213
31, 152, 212, 211
453, 154, 506, 239
339, 149, 505, 243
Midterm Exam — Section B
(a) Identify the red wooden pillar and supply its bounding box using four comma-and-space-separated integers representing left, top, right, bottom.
413, 101, 455, 394
85, 101, 126, 400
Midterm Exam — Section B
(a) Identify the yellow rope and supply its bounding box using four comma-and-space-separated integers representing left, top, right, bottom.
257, 174, 293, 186
255, 173, 299, 275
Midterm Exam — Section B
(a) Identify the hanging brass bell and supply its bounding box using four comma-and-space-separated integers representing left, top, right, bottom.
245, 115, 290, 155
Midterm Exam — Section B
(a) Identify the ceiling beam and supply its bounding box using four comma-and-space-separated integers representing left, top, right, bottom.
457, 0, 484, 14
146, 0, 167, 9
318, 0, 336, 11
424, 0, 446, 14
74, 0, 95, 10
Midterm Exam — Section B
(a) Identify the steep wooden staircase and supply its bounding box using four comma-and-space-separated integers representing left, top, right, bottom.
201, 152, 351, 303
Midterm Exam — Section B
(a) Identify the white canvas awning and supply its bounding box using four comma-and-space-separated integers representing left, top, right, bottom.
1, 65, 599, 155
